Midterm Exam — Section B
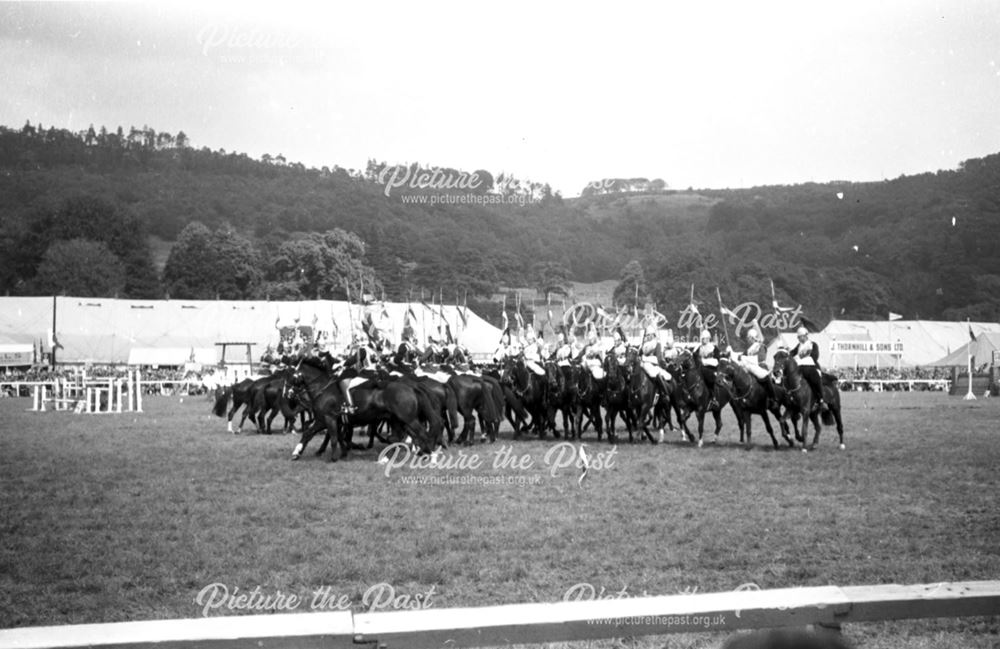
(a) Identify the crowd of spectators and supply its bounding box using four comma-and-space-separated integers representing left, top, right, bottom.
0, 365, 196, 397
834, 365, 954, 391
835, 366, 952, 382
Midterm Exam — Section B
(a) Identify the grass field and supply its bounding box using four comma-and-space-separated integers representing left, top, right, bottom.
1, 391, 998, 648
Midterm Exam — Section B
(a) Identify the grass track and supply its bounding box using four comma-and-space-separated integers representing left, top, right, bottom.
1, 391, 998, 648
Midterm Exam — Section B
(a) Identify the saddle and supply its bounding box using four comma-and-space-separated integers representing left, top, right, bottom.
821, 372, 838, 386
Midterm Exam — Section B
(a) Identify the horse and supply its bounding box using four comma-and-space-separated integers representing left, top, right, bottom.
602, 351, 635, 444
716, 360, 790, 449
545, 361, 580, 439
502, 357, 551, 438
212, 376, 261, 433
671, 349, 734, 447
250, 368, 311, 434
445, 372, 502, 445
287, 358, 442, 462
771, 350, 844, 452
573, 365, 605, 442
388, 367, 459, 445
622, 348, 661, 444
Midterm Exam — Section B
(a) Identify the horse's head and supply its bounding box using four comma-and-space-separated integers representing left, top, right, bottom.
544, 361, 561, 391
675, 348, 696, 371
509, 357, 530, 392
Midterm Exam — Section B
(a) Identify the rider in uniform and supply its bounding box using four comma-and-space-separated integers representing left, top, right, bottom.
737, 327, 775, 400
696, 329, 721, 407
392, 328, 421, 371
578, 327, 606, 380
521, 328, 546, 376
492, 329, 520, 365
640, 327, 673, 395
789, 326, 825, 410
419, 335, 443, 366
339, 334, 377, 414
610, 326, 629, 365
550, 328, 578, 367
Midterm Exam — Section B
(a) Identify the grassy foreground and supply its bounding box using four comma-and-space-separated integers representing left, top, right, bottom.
0, 391, 998, 648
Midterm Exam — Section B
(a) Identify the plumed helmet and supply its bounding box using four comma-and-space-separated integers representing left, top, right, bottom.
700, 330, 711, 342
796, 326, 809, 337
748, 328, 761, 342
644, 327, 655, 339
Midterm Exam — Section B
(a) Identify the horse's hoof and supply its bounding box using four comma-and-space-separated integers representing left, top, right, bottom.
657, 429, 665, 444
839, 443, 846, 450
291, 454, 300, 461
802, 447, 808, 453
697, 440, 703, 448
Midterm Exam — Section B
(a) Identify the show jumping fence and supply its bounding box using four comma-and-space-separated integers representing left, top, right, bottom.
28, 370, 142, 414
0, 580, 996, 649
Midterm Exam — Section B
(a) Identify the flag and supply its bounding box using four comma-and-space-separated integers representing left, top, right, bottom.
189, 347, 196, 363
888, 312, 903, 321
969, 324, 977, 342
501, 295, 509, 332
769, 279, 796, 313
717, 287, 738, 324
689, 284, 699, 315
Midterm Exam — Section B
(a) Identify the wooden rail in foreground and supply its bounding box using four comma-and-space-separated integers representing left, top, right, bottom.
1, 581, 997, 649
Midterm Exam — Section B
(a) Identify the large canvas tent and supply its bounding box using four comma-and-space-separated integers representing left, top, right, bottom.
0, 297, 502, 365
927, 332, 1000, 369
765, 320, 1000, 368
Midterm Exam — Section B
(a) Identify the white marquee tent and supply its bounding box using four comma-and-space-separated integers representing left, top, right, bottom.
766, 319, 1000, 368
0, 297, 502, 365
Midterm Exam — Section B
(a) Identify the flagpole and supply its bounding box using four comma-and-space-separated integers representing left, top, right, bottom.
965, 318, 977, 400
716, 287, 731, 349
51, 295, 57, 368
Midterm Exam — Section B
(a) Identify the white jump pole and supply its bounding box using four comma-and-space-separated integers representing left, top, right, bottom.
31, 385, 39, 411
40, 386, 47, 411
116, 378, 123, 413
135, 369, 143, 413
85, 387, 92, 414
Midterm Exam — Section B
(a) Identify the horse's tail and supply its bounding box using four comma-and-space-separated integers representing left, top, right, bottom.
412, 384, 443, 448
445, 382, 460, 432
479, 379, 499, 423
212, 385, 232, 417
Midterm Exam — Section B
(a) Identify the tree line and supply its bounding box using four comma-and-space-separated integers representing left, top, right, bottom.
1, 121, 998, 326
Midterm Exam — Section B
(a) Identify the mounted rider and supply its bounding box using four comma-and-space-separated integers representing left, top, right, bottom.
639, 326, 673, 395
419, 335, 446, 365
578, 326, 606, 380
520, 328, 546, 376
610, 326, 629, 365
736, 327, 776, 399
789, 326, 825, 410
695, 329, 721, 407
338, 333, 378, 414
492, 328, 520, 365
392, 327, 421, 370
550, 328, 578, 367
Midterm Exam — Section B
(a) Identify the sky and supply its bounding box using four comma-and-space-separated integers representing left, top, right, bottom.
2, 0, 999, 196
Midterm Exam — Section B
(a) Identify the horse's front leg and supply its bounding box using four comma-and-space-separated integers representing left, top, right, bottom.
760, 410, 779, 450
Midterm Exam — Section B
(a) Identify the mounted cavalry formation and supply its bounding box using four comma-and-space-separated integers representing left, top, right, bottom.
211, 318, 844, 461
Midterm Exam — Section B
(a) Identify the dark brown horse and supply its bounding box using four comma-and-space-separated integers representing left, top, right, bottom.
771, 349, 844, 452
716, 360, 790, 449
671, 349, 734, 447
